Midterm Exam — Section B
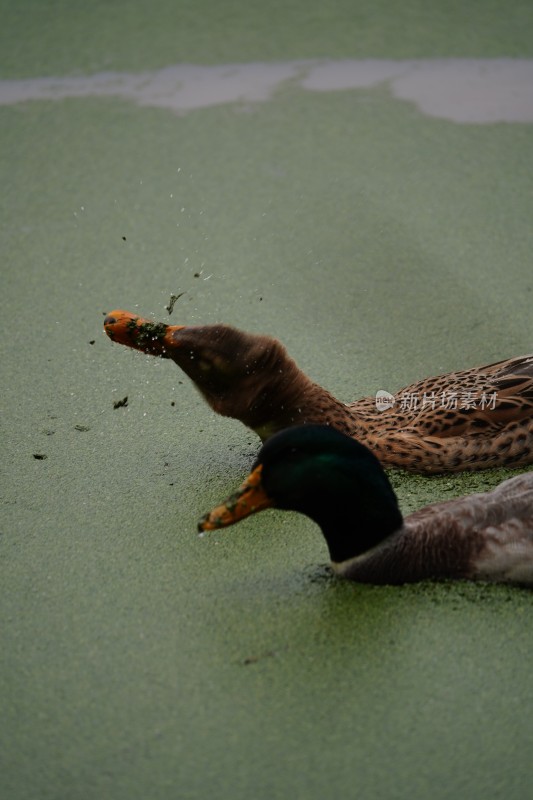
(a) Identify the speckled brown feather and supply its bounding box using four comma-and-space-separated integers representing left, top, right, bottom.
103, 310, 533, 474
349, 355, 533, 472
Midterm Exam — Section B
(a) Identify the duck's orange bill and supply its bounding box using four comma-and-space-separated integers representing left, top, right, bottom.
103, 309, 185, 357
198, 464, 274, 532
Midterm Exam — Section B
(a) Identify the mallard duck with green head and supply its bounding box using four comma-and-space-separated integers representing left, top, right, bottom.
103, 309, 533, 474
198, 426, 533, 585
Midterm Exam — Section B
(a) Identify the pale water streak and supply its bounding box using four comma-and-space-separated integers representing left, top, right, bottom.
1, 59, 532, 123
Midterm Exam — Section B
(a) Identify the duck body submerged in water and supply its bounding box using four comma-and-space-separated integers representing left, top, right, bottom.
104, 309, 533, 474
199, 426, 533, 586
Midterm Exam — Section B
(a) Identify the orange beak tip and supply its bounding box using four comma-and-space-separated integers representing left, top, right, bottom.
197, 510, 227, 532
103, 309, 135, 325
196, 466, 272, 536
101, 309, 184, 357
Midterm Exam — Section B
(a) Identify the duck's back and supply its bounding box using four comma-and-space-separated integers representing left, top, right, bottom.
405, 472, 533, 584
469, 472, 533, 584
351, 356, 533, 473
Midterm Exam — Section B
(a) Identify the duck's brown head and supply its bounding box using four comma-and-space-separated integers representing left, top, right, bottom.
104, 309, 306, 433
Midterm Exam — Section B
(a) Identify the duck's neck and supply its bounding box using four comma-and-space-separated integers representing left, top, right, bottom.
244, 355, 365, 441
292, 469, 404, 567
318, 508, 404, 566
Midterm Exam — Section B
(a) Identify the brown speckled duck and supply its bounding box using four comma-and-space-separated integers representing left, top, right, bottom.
199, 425, 533, 585
103, 309, 533, 474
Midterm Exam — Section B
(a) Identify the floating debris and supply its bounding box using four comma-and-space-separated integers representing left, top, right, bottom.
166, 292, 185, 315
113, 396, 129, 409
33, 453, 48, 460
74, 424, 90, 432
242, 650, 278, 666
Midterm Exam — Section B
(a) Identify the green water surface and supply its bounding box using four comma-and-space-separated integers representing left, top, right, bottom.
1, 3, 532, 799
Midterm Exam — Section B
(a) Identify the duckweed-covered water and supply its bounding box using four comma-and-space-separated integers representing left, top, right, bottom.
2, 2, 532, 798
